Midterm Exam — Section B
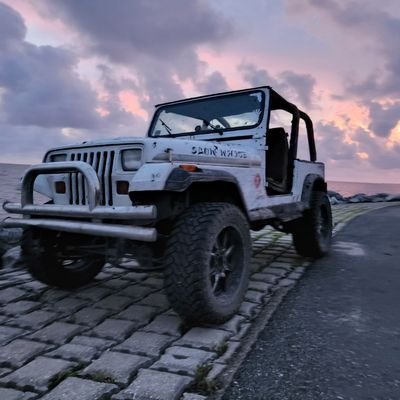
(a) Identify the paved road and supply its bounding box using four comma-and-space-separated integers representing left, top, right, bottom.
223, 205, 400, 400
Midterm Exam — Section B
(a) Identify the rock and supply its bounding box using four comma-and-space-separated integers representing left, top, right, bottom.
328, 190, 345, 202
346, 193, 370, 203
387, 194, 400, 201
0, 227, 22, 269
2, 246, 22, 269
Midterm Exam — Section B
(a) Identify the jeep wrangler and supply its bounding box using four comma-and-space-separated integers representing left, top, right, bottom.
2, 86, 332, 324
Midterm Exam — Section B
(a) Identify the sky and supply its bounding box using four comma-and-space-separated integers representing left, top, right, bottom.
0, 0, 399, 183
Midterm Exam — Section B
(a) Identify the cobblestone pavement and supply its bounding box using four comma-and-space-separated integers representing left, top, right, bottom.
0, 202, 397, 400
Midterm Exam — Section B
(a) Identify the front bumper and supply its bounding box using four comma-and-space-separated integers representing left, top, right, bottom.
2, 161, 157, 242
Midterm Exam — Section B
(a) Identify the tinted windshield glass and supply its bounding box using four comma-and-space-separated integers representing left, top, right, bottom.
149, 91, 264, 137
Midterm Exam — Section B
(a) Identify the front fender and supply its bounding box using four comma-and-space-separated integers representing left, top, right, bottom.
130, 163, 175, 191
164, 167, 238, 192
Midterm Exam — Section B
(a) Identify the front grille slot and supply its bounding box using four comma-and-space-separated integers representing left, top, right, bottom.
67, 150, 115, 206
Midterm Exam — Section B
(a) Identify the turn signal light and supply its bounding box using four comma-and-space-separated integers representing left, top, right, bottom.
179, 164, 199, 172
55, 181, 66, 194
117, 181, 129, 195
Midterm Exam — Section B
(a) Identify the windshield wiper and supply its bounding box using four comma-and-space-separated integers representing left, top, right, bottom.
203, 119, 224, 135
159, 118, 173, 135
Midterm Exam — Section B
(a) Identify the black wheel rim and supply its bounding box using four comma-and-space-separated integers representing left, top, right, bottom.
209, 226, 244, 297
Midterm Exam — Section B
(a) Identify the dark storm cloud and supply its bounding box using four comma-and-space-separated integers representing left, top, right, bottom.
316, 122, 358, 161
37, 0, 233, 106
239, 63, 317, 108
0, 2, 26, 44
196, 71, 228, 95
353, 128, 400, 170
0, 2, 100, 129
285, 0, 400, 140
39, 0, 232, 65
368, 102, 400, 138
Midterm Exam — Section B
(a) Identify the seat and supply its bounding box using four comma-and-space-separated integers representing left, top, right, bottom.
266, 127, 289, 194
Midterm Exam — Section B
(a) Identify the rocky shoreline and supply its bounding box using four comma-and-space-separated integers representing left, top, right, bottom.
328, 191, 400, 205
1, 192, 400, 269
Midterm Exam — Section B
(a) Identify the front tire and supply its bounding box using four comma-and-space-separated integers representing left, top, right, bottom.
292, 191, 332, 257
21, 229, 105, 289
164, 202, 251, 325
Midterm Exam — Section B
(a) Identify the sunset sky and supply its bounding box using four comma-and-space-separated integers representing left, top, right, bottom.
0, 0, 399, 183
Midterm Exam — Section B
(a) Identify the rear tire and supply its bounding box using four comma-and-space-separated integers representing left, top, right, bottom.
21, 229, 105, 289
292, 191, 332, 257
164, 202, 251, 325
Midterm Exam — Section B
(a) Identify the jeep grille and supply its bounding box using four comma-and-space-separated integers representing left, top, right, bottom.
68, 150, 115, 206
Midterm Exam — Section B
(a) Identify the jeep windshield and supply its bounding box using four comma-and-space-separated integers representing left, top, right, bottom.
149, 91, 264, 137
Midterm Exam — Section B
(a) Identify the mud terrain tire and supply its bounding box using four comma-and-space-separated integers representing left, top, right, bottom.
21, 229, 105, 288
164, 202, 251, 325
292, 191, 332, 257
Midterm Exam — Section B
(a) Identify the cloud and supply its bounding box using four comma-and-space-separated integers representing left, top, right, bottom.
0, 2, 26, 45
368, 102, 400, 138
196, 71, 228, 94
0, 3, 100, 129
36, 0, 234, 107
317, 121, 358, 161
238, 63, 317, 108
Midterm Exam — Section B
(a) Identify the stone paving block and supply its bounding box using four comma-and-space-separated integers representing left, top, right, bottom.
119, 284, 155, 300
231, 322, 251, 341
218, 315, 246, 334
9, 310, 58, 330
116, 304, 159, 323
0, 356, 75, 393
114, 369, 192, 400
206, 362, 226, 381
47, 343, 98, 362
41, 377, 117, 400
82, 351, 151, 385
176, 328, 230, 352
100, 278, 130, 290
91, 318, 137, 340
74, 286, 112, 302
142, 314, 183, 337
182, 393, 207, 400
0, 387, 37, 400
40, 289, 70, 302
287, 271, 304, 280
139, 292, 170, 311
0, 326, 25, 345
0, 367, 12, 378
141, 277, 164, 289
152, 346, 215, 376
71, 306, 111, 327
119, 271, 148, 282
245, 289, 266, 304
278, 278, 296, 287
2, 301, 40, 316
0, 339, 49, 368
115, 331, 176, 357
28, 322, 83, 344
238, 301, 260, 319
94, 294, 132, 311
71, 335, 115, 350
49, 297, 87, 313
0, 287, 28, 304
261, 267, 288, 277
215, 340, 241, 364
251, 272, 280, 284
19, 280, 48, 292
248, 280, 273, 292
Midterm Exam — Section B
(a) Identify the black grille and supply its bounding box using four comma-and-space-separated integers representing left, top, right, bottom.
68, 150, 115, 206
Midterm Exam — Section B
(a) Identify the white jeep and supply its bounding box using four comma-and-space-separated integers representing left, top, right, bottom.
3, 86, 332, 324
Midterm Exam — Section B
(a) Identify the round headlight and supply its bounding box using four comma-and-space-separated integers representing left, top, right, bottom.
49, 153, 67, 162
121, 149, 142, 171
